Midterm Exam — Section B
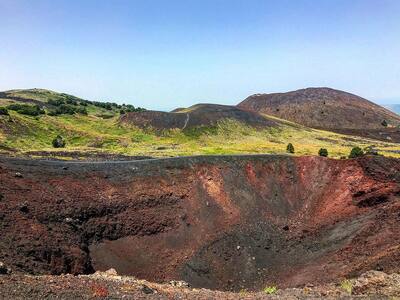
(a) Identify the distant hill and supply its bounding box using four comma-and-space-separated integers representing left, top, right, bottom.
120, 103, 279, 130
238, 88, 400, 129
0, 88, 399, 159
238, 87, 400, 142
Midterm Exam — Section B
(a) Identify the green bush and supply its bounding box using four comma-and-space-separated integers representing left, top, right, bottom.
65, 98, 78, 105
263, 286, 277, 294
0, 107, 9, 116
75, 107, 88, 115
48, 99, 65, 106
286, 143, 295, 154
318, 148, 328, 157
381, 120, 388, 127
7, 104, 45, 116
49, 104, 87, 116
349, 146, 364, 158
52, 135, 66, 148
123, 104, 146, 112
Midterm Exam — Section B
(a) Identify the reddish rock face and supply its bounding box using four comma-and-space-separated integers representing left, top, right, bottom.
0, 155, 399, 291
238, 88, 400, 142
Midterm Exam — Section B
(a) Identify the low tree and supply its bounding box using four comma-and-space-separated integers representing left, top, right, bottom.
7, 104, 45, 116
286, 143, 295, 154
52, 135, 66, 148
318, 148, 328, 157
349, 146, 364, 158
381, 120, 388, 127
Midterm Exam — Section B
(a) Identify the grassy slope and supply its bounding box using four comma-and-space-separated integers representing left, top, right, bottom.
0, 89, 400, 159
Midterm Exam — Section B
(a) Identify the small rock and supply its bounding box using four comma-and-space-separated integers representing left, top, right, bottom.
169, 280, 190, 288
15, 172, 23, 178
94, 268, 118, 277
141, 284, 154, 294
64, 217, 74, 223
0, 262, 11, 275
352, 271, 387, 294
19, 202, 29, 213
237, 245, 241, 250
104, 268, 118, 276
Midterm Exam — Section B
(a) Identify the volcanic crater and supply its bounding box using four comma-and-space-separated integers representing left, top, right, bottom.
0, 155, 399, 292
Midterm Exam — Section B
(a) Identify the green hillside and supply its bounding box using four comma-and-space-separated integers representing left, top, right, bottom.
0, 89, 400, 160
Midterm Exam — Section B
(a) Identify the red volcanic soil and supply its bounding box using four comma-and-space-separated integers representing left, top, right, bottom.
119, 104, 278, 130
238, 88, 400, 142
0, 155, 400, 292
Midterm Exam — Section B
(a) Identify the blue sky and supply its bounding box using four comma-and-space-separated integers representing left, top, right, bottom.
0, 0, 399, 110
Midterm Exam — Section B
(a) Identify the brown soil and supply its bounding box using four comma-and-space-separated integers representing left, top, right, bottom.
119, 104, 278, 130
0, 155, 400, 292
0, 270, 399, 299
238, 88, 400, 141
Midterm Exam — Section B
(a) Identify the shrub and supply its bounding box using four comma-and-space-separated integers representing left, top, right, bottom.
263, 286, 277, 294
7, 104, 45, 116
49, 104, 82, 115
123, 104, 146, 112
286, 143, 295, 154
0, 107, 9, 116
65, 98, 78, 105
364, 146, 378, 155
56, 104, 76, 115
318, 148, 328, 157
75, 107, 88, 115
340, 279, 353, 294
349, 146, 364, 158
52, 135, 66, 148
381, 120, 388, 127
48, 99, 65, 106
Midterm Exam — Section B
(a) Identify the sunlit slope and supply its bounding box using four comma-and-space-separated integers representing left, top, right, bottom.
0, 88, 399, 159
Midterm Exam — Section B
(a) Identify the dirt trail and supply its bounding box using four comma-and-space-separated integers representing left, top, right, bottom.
0, 155, 399, 291
182, 113, 190, 129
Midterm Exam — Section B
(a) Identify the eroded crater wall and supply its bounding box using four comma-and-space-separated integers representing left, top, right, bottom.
0, 155, 399, 291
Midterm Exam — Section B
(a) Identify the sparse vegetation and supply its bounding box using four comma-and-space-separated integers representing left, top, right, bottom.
318, 148, 328, 157
286, 143, 295, 153
263, 286, 278, 294
340, 279, 353, 294
349, 146, 364, 158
